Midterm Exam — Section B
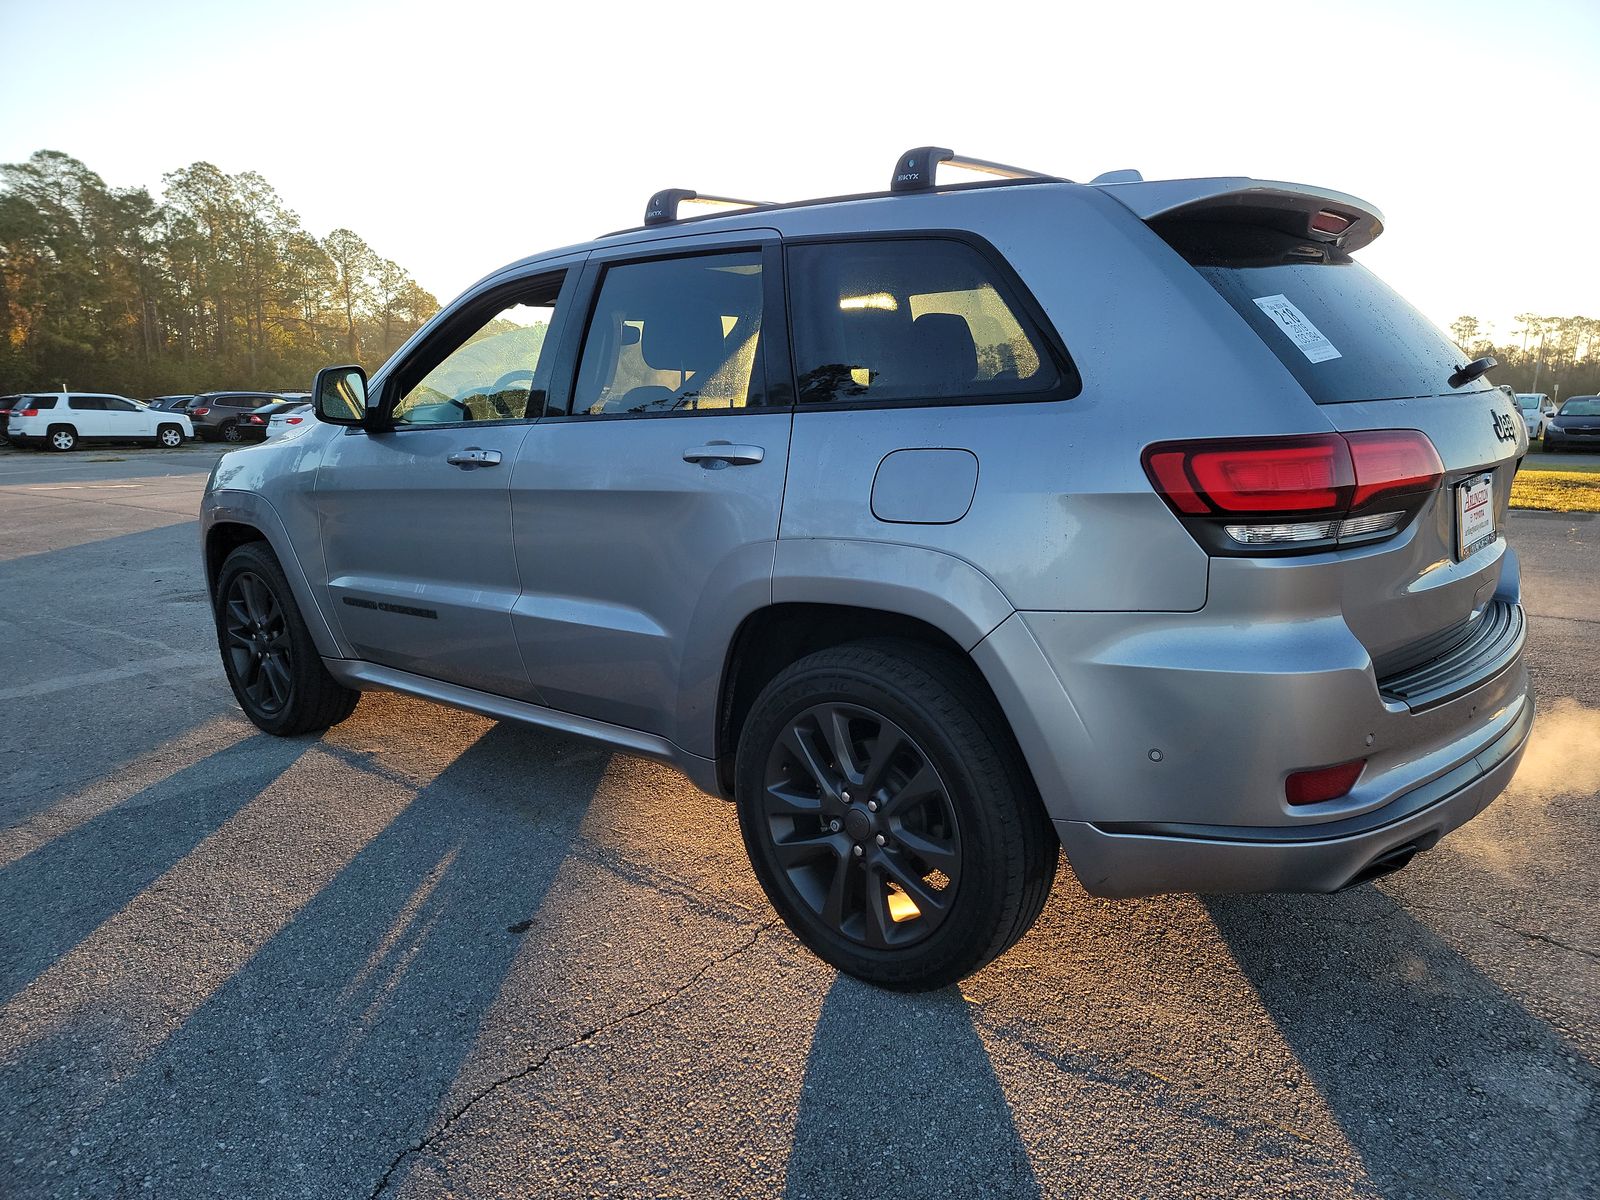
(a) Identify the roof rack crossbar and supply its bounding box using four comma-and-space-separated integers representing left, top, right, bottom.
643, 188, 770, 227
890, 146, 1053, 193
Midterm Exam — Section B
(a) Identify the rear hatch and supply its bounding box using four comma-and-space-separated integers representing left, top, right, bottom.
1122, 182, 1524, 674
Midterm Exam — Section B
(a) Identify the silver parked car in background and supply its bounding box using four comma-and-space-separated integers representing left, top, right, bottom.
200, 147, 1532, 989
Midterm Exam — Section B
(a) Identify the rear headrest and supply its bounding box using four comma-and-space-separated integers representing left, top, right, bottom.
841, 307, 912, 378
908, 313, 978, 393
640, 307, 727, 375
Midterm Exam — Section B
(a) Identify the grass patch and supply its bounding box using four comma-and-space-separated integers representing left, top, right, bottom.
1510, 470, 1600, 513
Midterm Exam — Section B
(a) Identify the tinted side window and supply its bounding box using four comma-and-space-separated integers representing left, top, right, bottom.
104, 398, 139, 412
787, 239, 1061, 406
571, 251, 765, 416
68, 396, 102, 410
31, 396, 57, 410
393, 275, 563, 426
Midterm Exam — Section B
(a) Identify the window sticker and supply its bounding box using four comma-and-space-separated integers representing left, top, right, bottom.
1251, 294, 1342, 363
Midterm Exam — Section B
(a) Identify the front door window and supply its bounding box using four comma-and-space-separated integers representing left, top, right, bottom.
393, 283, 561, 425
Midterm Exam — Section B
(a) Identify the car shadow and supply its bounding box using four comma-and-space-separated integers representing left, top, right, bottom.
783, 975, 1042, 1200
3, 721, 614, 1198
0, 730, 312, 1003
1204, 889, 1597, 1199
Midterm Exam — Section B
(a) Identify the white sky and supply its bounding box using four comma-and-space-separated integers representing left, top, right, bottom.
3, 0, 1596, 339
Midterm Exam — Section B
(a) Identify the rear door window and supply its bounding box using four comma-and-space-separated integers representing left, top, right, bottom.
1158, 221, 1486, 405
570, 251, 767, 416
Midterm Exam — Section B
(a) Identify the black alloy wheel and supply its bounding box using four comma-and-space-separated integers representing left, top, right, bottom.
213, 543, 359, 736
220, 421, 243, 443
760, 702, 962, 949
222, 570, 292, 715
736, 641, 1058, 991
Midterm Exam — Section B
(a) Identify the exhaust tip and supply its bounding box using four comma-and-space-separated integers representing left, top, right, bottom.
1339, 842, 1421, 890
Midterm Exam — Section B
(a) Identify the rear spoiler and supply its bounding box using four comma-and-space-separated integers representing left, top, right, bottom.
1093, 177, 1386, 253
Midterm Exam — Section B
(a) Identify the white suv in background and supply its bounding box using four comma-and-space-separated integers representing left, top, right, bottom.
6, 393, 193, 452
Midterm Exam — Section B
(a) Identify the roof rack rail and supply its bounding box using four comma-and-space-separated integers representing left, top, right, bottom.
889, 146, 1056, 193
643, 188, 770, 227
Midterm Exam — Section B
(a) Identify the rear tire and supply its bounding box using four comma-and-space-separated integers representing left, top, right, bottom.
220, 421, 242, 443
213, 542, 360, 736
47, 425, 77, 452
735, 639, 1057, 991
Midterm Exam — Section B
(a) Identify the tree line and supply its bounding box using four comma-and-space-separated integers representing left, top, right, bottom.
1450, 313, 1600, 400
0, 150, 439, 398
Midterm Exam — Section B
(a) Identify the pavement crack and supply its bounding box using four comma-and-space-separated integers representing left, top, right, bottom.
1403, 900, 1600, 961
367, 918, 777, 1198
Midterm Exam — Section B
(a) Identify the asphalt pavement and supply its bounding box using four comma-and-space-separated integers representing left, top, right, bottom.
0, 440, 1596, 1199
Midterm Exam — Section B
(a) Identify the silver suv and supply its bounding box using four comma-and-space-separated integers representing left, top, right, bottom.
201, 148, 1533, 990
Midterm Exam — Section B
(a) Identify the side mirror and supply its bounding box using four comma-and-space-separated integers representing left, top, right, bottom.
314, 364, 370, 427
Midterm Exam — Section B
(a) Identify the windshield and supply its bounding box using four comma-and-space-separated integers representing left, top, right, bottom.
1558, 398, 1600, 416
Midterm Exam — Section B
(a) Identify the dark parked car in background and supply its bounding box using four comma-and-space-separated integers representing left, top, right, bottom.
1542, 396, 1600, 452
188, 391, 282, 442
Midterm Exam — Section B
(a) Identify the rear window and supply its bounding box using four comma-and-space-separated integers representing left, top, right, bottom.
25, 396, 57, 410
787, 238, 1072, 406
1157, 221, 1487, 405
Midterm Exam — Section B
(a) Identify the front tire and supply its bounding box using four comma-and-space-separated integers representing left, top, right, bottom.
735, 640, 1057, 991
213, 542, 360, 735
157, 424, 184, 448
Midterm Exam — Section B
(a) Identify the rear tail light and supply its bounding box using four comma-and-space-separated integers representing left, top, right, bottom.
18, 408, 38, 417
1286, 759, 1365, 805
247, 415, 265, 424
285, 417, 303, 425
190, 407, 210, 416
1142, 430, 1442, 555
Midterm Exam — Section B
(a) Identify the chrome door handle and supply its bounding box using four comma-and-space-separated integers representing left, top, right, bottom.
446, 447, 503, 468
682, 442, 764, 467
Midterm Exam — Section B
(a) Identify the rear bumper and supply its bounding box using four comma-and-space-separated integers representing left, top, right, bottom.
1054, 692, 1531, 896
970, 543, 1534, 898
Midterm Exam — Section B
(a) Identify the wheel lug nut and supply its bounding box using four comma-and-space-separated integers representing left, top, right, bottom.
875, 834, 886, 846
841, 790, 851, 803
867, 800, 878, 812
829, 820, 841, 832
853, 845, 863, 857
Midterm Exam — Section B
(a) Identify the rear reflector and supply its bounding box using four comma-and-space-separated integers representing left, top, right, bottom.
1286, 759, 1365, 805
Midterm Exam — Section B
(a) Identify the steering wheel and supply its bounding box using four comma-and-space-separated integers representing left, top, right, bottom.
489, 369, 534, 392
